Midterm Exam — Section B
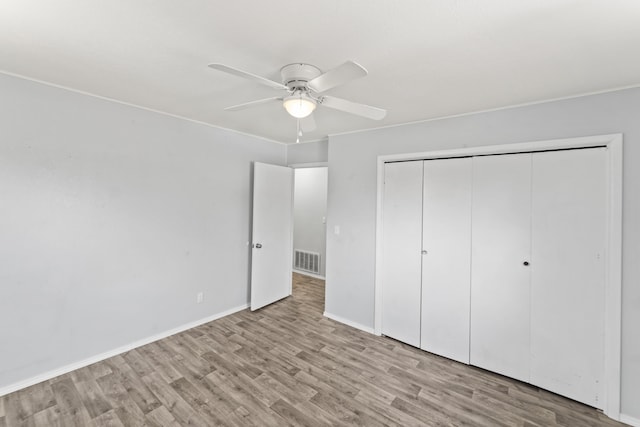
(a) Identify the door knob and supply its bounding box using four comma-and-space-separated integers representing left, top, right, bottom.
523, 261, 529, 266
421, 250, 428, 255
254, 243, 262, 249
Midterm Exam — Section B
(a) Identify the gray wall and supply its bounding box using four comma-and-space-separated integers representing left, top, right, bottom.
326, 87, 640, 419
0, 73, 286, 390
286, 139, 328, 165
293, 168, 328, 277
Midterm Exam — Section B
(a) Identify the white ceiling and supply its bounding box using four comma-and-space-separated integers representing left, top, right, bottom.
1, 1, 640, 144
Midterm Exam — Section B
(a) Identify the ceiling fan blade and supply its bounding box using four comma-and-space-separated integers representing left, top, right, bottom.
321, 96, 387, 120
224, 97, 282, 111
208, 63, 288, 90
300, 114, 316, 132
307, 61, 368, 93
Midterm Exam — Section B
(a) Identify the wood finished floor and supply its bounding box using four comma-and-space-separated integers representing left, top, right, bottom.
0, 273, 627, 427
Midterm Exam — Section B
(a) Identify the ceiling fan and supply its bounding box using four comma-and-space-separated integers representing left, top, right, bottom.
208, 61, 387, 138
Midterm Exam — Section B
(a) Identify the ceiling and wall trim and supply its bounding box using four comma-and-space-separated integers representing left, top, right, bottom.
4, 71, 640, 147
3, 69, 640, 148
0, 69, 287, 146
288, 162, 328, 169
329, 84, 640, 139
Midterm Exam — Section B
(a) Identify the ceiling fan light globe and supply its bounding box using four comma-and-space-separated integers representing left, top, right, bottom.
283, 96, 316, 119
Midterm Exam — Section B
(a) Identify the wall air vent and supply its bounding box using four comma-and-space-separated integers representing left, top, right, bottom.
294, 249, 320, 274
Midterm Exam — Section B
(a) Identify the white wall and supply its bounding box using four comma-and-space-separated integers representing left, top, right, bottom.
293, 168, 328, 277
325, 87, 640, 419
287, 139, 328, 165
0, 73, 286, 392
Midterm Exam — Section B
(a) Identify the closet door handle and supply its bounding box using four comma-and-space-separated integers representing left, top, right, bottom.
421, 250, 428, 255
523, 261, 529, 266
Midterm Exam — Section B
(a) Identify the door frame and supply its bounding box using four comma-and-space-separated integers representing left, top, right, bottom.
374, 133, 623, 420
289, 162, 329, 280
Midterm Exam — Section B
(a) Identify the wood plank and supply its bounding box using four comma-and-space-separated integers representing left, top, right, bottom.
135, 342, 183, 384
2, 387, 30, 425
121, 349, 156, 378
87, 362, 112, 380
145, 405, 181, 427
269, 398, 325, 427
96, 373, 147, 427
309, 389, 397, 427
140, 372, 209, 427
15, 382, 57, 420
201, 372, 284, 427
92, 409, 125, 427
168, 377, 229, 426
30, 406, 63, 427
49, 378, 93, 426
74, 378, 113, 419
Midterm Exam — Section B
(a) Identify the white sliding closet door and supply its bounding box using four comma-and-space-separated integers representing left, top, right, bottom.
421, 157, 472, 363
381, 161, 423, 347
530, 148, 606, 408
470, 153, 532, 382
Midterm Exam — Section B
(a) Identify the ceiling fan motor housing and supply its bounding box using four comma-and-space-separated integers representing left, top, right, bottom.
280, 63, 322, 91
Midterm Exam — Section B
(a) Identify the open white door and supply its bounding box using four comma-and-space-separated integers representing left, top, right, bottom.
250, 162, 293, 311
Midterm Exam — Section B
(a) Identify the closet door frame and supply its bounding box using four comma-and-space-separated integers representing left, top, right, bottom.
374, 133, 622, 420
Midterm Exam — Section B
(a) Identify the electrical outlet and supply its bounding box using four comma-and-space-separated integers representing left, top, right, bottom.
197, 292, 204, 304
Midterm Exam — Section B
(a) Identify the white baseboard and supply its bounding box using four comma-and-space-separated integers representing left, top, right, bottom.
620, 414, 640, 426
0, 303, 249, 398
292, 269, 325, 280
323, 311, 375, 335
